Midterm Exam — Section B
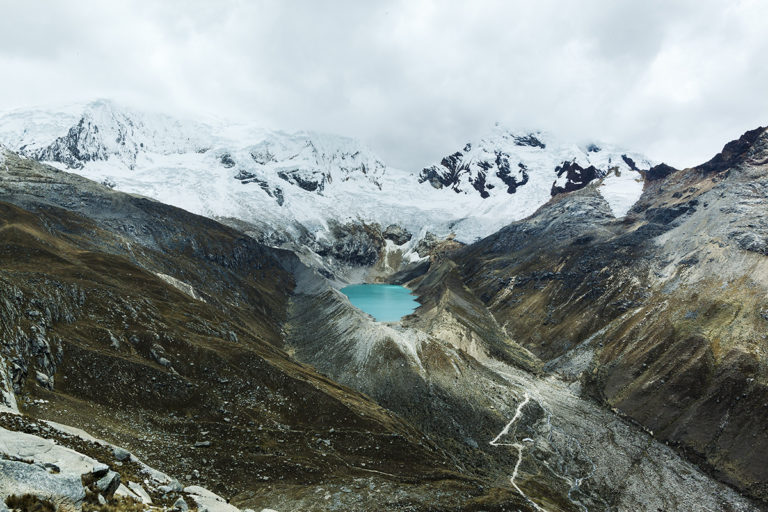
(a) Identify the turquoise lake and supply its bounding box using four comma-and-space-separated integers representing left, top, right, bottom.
340, 284, 419, 322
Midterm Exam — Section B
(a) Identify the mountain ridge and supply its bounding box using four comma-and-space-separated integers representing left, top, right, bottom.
0, 100, 653, 253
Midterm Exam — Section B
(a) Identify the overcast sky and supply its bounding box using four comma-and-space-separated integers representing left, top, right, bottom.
1, 0, 767, 169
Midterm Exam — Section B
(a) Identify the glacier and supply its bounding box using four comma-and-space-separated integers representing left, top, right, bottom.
0, 100, 654, 248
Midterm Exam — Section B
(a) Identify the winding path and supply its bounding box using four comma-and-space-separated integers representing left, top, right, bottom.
489, 392, 547, 512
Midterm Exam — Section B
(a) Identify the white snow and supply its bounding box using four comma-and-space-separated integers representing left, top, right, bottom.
0, 100, 655, 246
599, 167, 646, 217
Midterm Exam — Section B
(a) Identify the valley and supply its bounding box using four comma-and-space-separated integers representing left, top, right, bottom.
0, 103, 766, 511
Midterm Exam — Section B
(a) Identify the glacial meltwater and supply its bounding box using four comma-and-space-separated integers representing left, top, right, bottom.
340, 284, 419, 322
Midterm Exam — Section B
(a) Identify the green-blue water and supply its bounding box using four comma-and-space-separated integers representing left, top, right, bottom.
341, 284, 419, 322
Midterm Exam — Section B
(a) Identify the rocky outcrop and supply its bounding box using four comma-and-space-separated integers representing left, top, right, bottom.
0, 460, 86, 508
697, 125, 767, 174
645, 162, 678, 181
550, 161, 604, 196
382, 224, 412, 245
314, 221, 384, 266
276, 168, 328, 192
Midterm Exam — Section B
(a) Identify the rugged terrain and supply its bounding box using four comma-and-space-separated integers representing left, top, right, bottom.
1, 105, 767, 511
0, 150, 509, 511
439, 126, 768, 503
0, 100, 652, 271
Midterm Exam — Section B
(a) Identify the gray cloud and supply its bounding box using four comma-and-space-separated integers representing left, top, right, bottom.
1, 0, 766, 170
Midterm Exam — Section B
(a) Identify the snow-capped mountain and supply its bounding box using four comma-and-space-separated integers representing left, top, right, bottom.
419, 124, 653, 213
0, 100, 654, 252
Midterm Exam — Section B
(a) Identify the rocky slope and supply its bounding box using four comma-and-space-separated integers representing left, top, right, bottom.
442, 126, 768, 502
286, 244, 761, 511
0, 150, 502, 511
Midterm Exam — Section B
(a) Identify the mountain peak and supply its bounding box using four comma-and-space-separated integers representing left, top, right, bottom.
697, 125, 768, 174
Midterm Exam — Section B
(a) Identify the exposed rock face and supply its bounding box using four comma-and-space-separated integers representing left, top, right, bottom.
417, 127, 650, 201
645, 162, 679, 181
219, 153, 236, 168
0, 460, 86, 507
419, 148, 532, 197
233, 170, 284, 206
550, 161, 603, 196
382, 224, 412, 245
314, 221, 385, 266
697, 125, 767, 174
277, 168, 328, 192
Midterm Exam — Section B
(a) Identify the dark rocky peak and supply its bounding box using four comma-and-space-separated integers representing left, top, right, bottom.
485, 186, 615, 254
511, 133, 546, 149
645, 162, 679, 181
621, 154, 638, 170
34, 113, 112, 169
418, 151, 465, 191
696, 126, 768, 174
550, 161, 603, 196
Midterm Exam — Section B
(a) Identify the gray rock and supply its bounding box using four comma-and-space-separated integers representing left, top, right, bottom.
95, 470, 120, 498
193, 441, 211, 448
0, 459, 85, 506
111, 446, 131, 461
383, 224, 412, 245
156, 478, 182, 495
97, 493, 107, 505
127, 481, 152, 504
173, 497, 189, 511
414, 232, 440, 257
107, 331, 121, 350
91, 462, 109, 478
34, 371, 52, 389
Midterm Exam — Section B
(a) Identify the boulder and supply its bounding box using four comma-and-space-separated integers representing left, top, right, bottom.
94, 470, 120, 498
0, 460, 85, 506
158, 479, 183, 494
111, 446, 131, 461
184, 486, 239, 512
34, 371, 52, 389
173, 497, 189, 511
126, 481, 152, 504
0, 427, 97, 476
114, 483, 141, 501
